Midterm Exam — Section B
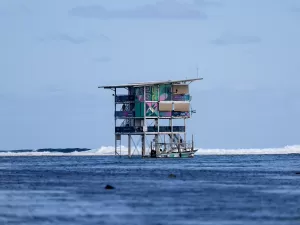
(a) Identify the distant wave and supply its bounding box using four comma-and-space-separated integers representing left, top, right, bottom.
0, 148, 91, 156
0, 145, 300, 156
197, 145, 300, 155
0, 148, 90, 153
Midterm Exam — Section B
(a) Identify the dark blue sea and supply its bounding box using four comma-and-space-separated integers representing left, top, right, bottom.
0, 155, 300, 225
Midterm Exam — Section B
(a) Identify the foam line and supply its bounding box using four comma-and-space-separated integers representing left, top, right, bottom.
0, 145, 299, 156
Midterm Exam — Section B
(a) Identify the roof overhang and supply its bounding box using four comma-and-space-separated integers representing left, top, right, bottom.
98, 78, 203, 89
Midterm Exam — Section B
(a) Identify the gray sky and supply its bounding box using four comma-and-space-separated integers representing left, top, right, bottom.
1, 0, 300, 150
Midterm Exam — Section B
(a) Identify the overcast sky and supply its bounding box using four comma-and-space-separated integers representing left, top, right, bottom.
1, 0, 299, 150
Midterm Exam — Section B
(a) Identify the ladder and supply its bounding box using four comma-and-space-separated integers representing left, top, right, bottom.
115, 139, 121, 156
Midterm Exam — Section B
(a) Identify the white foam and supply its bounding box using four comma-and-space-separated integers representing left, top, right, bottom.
196, 145, 300, 155
0, 145, 299, 156
88, 145, 300, 155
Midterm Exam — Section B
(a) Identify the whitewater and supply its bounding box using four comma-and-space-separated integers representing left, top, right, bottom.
0, 145, 300, 156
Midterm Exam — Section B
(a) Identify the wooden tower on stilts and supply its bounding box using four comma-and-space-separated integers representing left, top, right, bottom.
98, 78, 202, 158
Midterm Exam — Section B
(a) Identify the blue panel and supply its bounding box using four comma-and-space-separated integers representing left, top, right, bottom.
159, 126, 171, 132
173, 126, 185, 132
172, 111, 190, 117
115, 95, 135, 103
159, 112, 172, 117
115, 127, 135, 133
147, 126, 158, 132
172, 94, 190, 101
115, 111, 135, 118
115, 126, 185, 133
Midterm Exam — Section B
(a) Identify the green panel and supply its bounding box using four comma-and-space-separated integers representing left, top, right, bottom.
135, 101, 144, 117
159, 84, 172, 101
135, 87, 145, 117
151, 85, 159, 101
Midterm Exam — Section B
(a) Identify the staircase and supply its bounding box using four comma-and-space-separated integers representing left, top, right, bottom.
115, 139, 121, 155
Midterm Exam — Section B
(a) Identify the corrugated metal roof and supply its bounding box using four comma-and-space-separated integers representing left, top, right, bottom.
98, 78, 203, 89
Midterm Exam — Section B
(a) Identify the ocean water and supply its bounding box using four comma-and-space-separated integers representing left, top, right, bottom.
0, 154, 300, 225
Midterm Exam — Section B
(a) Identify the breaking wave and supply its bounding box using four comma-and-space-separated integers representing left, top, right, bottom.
0, 145, 300, 156
197, 145, 300, 155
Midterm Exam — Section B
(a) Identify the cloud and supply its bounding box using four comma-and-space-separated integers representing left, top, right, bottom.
193, 0, 223, 7
69, 0, 206, 20
39, 33, 110, 44
211, 33, 261, 46
39, 34, 88, 44
93, 57, 111, 63
90, 33, 110, 42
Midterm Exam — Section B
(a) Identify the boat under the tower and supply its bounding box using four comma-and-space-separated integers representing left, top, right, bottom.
148, 134, 197, 158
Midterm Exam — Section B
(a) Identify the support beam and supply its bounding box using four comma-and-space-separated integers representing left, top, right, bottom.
142, 86, 146, 157
184, 118, 187, 150
114, 88, 117, 155
192, 134, 194, 150
155, 119, 159, 156
128, 135, 131, 157
157, 85, 160, 156
142, 135, 146, 157
169, 118, 173, 145
115, 137, 117, 155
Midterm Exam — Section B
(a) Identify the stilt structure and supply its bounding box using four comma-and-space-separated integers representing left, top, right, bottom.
98, 78, 202, 158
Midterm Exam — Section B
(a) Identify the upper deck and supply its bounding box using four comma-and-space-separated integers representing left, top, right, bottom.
99, 78, 202, 135
99, 78, 201, 120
